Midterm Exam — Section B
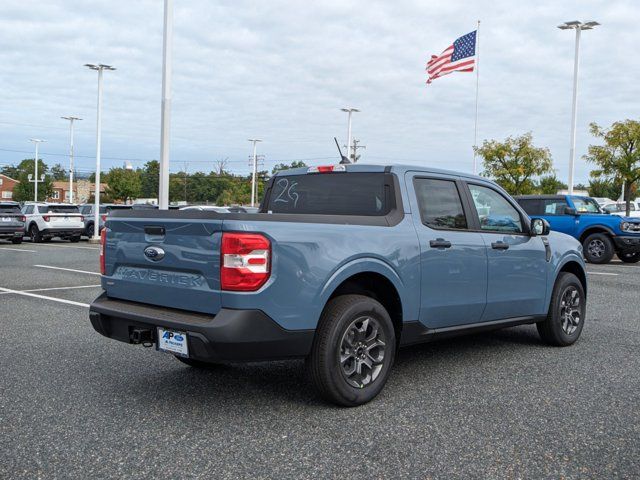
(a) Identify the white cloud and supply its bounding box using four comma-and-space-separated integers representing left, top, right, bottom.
0, 0, 638, 183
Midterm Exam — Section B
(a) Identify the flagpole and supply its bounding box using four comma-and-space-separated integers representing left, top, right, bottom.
473, 20, 481, 175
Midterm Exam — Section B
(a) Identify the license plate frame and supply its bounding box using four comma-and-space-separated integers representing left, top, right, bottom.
156, 327, 189, 357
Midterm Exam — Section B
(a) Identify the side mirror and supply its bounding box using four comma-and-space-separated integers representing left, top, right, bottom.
531, 218, 551, 236
564, 207, 578, 215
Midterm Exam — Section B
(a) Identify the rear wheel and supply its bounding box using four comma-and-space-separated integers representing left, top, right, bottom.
618, 252, 640, 263
11, 237, 23, 244
308, 294, 396, 407
537, 272, 586, 346
84, 223, 94, 237
29, 224, 41, 243
69, 236, 81, 243
583, 233, 614, 264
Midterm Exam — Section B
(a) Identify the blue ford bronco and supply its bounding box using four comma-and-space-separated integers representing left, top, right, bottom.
90, 164, 587, 406
516, 194, 640, 264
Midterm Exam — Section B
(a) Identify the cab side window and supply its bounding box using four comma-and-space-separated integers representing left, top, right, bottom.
414, 178, 468, 230
542, 199, 569, 215
468, 184, 523, 233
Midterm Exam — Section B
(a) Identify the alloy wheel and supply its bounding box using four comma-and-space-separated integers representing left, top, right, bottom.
338, 316, 387, 388
559, 286, 581, 335
587, 239, 605, 258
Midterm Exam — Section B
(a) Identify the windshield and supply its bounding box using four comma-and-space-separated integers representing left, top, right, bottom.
39, 205, 80, 214
264, 172, 391, 216
572, 197, 603, 214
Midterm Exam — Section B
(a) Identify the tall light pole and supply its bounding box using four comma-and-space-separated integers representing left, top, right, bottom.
558, 20, 599, 194
61, 116, 82, 203
341, 108, 359, 163
159, 0, 173, 210
85, 63, 115, 242
248, 139, 262, 207
29, 139, 46, 202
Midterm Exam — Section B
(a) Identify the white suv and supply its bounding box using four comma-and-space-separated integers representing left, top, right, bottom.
22, 203, 84, 243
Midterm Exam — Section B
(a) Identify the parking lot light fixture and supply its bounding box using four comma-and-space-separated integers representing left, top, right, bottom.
29, 138, 46, 202
84, 63, 115, 242
557, 21, 599, 195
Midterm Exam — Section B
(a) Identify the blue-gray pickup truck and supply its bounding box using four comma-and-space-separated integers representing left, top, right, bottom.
90, 164, 587, 406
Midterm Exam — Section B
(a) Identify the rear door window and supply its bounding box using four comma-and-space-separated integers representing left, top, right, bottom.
542, 199, 569, 215
413, 178, 468, 229
264, 173, 392, 216
516, 199, 541, 216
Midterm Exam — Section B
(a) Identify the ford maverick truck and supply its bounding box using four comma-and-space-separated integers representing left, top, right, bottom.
90, 164, 587, 406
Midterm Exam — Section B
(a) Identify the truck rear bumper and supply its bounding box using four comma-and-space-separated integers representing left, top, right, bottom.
89, 293, 314, 362
614, 236, 640, 254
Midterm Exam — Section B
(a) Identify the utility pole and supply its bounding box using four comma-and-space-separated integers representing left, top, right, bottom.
341, 108, 359, 164
29, 139, 46, 202
85, 63, 115, 241
350, 138, 366, 163
558, 20, 599, 194
61, 116, 82, 203
248, 139, 262, 206
158, 0, 174, 209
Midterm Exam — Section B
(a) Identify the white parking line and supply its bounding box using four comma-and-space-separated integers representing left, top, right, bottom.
0, 284, 101, 295
0, 247, 37, 253
34, 265, 101, 276
587, 271, 619, 276
0, 286, 90, 308
29, 243, 99, 251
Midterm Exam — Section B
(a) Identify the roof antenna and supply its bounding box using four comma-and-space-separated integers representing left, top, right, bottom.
334, 137, 350, 164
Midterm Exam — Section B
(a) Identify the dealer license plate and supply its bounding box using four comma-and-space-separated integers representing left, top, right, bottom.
157, 327, 189, 357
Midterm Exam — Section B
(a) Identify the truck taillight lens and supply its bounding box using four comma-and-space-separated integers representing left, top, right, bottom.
221, 233, 270, 291
43, 215, 50, 222
99, 228, 107, 275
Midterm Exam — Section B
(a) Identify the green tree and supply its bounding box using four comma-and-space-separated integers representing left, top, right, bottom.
588, 178, 623, 200
475, 133, 553, 195
105, 167, 142, 202
271, 161, 307, 175
50, 163, 68, 181
9, 159, 54, 202
139, 160, 159, 198
537, 175, 567, 194
585, 119, 640, 216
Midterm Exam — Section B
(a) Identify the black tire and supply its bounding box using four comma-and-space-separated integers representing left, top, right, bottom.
308, 294, 396, 407
618, 252, 640, 263
537, 272, 586, 346
11, 237, 23, 244
174, 356, 220, 369
29, 224, 41, 243
69, 236, 81, 243
85, 223, 94, 237
582, 232, 614, 264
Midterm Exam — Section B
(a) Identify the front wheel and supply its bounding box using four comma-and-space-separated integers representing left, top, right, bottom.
618, 252, 640, 263
11, 237, 23, 244
69, 236, 81, 243
308, 294, 396, 407
537, 272, 586, 346
582, 233, 614, 264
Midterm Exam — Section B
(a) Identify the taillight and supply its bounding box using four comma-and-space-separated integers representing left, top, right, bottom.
43, 215, 50, 222
80, 215, 84, 221
221, 233, 270, 291
99, 228, 107, 275
307, 165, 346, 173
20, 216, 26, 222
101, 214, 107, 222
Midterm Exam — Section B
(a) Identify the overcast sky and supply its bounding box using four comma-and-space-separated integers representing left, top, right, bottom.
1, 0, 638, 183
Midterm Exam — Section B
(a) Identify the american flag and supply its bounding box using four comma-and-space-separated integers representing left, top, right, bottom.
426, 31, 477, 84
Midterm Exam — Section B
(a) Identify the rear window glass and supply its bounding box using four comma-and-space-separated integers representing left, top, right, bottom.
264, 173, 391, 216
39, 205, 80, 214
0, 205, 20, 214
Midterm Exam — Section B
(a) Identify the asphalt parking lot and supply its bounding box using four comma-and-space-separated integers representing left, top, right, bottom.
1, 239, 639, 479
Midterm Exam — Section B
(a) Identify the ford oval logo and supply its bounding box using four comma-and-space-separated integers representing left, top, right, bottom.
144, 246, 165, 261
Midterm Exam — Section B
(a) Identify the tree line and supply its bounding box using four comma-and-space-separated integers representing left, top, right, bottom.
474, 119, 640, 215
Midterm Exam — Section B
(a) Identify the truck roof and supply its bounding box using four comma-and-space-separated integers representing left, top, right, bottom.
273, 163, 486, 181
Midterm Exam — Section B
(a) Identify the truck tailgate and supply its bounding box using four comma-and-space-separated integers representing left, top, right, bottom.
103, 216, 223, 314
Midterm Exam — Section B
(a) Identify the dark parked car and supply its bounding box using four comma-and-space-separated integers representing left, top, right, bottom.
0, 201, 26, 244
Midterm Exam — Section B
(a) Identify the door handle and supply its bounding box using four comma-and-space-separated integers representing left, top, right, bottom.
429, 238, 452, 249
491, 241, 509, 250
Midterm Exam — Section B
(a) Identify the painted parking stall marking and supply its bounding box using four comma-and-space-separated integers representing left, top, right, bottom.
34, 265, 101, 276
0, 286, 90, 308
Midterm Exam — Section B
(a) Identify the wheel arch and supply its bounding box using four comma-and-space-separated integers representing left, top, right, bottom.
557, 260, 587, 297
578, 226, 615, 244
